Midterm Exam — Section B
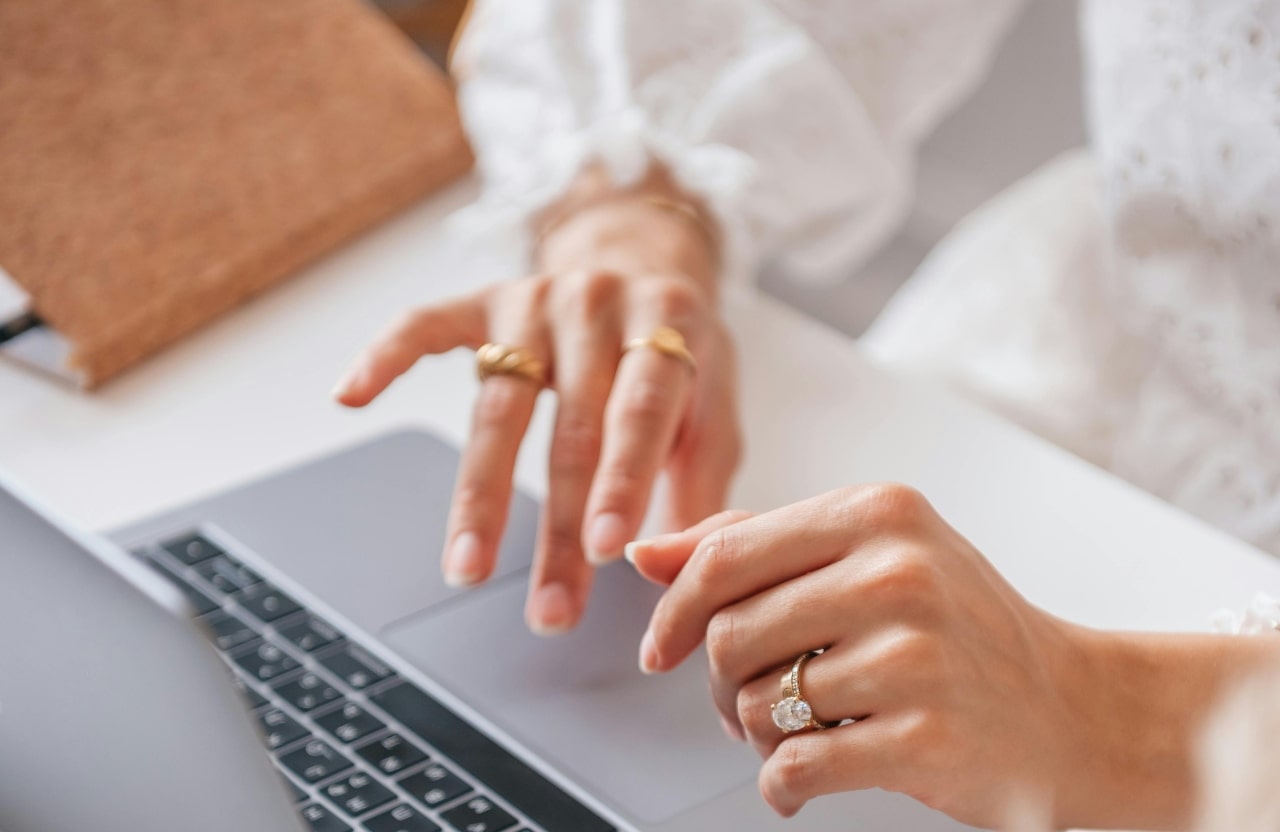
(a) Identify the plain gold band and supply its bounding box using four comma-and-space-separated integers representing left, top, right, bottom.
475, 343, 548, 387
623, 326, 697, 373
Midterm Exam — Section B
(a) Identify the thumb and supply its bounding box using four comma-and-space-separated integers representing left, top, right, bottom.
624, 509, 752, 586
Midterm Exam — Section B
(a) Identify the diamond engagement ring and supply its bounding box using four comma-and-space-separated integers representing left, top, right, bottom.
771, 651, 837, 734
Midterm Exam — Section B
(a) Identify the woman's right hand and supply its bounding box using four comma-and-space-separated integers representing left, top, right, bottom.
332, 176, 742, 636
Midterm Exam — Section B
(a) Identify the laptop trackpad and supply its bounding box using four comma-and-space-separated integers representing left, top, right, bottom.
381, 563, 760, 825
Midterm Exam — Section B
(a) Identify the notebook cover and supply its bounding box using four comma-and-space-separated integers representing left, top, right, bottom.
0, 0, 473, 388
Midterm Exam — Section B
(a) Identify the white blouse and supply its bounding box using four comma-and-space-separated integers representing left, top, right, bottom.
451, 0, 1280, 561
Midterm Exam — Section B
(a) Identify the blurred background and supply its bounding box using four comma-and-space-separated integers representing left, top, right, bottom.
762, 0, 1085, 336
374, 0, 1085, 338
0, 0, 1084, 384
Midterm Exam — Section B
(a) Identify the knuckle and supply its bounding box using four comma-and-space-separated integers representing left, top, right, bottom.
617, 378, 675, 425
451, 484, 490, 521
592, 459, 646, 502
692, 526, 742, 587
557, 270, 624, 320
899, 710, 953, 775
551, 415, 602, 473
887, 554, 942, 600
705, 611, 740, 666
862, 483, 931, 525
735, 687, 754, 731
523, 273, 555, 305
737, 686, 772, 746
863, 554, 942, 607
770, 739, 817, 797
645, 278, 706, 327
647, 603, 680, 654
882, 629, 944, 671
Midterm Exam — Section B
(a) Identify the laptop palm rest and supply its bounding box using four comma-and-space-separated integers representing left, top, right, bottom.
381, 563, 761, 825
111, 428, 973, 831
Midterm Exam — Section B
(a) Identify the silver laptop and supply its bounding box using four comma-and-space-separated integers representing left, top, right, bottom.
0, 429, 970, 831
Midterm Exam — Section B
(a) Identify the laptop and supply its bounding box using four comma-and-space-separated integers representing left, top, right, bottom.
0, 429, 971, 831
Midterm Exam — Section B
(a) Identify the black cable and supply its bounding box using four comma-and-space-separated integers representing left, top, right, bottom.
0, 312, 43, 346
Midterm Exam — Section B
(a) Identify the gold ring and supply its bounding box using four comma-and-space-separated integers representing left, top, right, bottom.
624, 326, 696, 372
771, 651, 838, 733
475, 343, 548, 386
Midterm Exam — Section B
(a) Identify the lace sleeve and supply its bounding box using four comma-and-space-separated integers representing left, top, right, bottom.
451, 0, 1025, 284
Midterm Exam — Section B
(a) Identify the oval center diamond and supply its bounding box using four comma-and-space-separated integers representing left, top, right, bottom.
771, 696, 808, 732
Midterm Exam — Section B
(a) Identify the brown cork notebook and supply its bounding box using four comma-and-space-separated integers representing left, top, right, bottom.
0, 0, 473, 388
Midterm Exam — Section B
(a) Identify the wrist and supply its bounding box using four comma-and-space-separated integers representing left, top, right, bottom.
1052, 625, 1280, 830
535, 198, 719, 298
531, 162, 721, 300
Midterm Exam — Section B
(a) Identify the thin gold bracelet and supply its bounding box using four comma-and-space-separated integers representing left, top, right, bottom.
531, 192, 721, 268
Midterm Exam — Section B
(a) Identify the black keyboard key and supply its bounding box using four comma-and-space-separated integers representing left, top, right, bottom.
181, 583, 219, 616
258, 707, 309, 751
317, 643, 394, 689
279, 739, 353, 784
440, 795, 517, 832
273, 672, 342, 713
201, 610, 259, 652
195, 554, 263, 594
365, 803, 442, 832
161, 532, 223, 565
371, 683, 614, 832
315, 701, 385, 744
232, 640, 300, 683
144, 554, 219, 616
277, 615, 342, 653
237, 582, 302, 622
300, 802, 351, 832
323, 770, 396, 817
231, 675, 268, 709
399, 762, 471, 808
355, 732, 427, 776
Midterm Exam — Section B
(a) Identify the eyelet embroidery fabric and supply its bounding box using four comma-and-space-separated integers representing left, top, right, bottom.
452, 0, 1280, 563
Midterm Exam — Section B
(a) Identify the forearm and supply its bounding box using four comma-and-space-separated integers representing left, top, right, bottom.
1059, 626, 1280, 830
532, 163, 721, 300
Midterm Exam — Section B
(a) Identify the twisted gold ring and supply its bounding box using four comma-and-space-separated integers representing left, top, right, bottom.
475, 343, 548, 387
771, 651, 838, 733
624, 326, 696, 372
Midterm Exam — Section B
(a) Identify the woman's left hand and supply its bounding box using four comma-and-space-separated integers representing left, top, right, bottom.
627, 485, 1119, 828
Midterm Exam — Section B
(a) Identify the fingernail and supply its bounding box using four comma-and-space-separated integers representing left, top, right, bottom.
586, 513, 628, 564
443, 532, 485, 587
639, 628, 660, 674
623, 539, 650, 565
527, 582, 575, 636
330, 368, 362, 401
720, 714, 746, 742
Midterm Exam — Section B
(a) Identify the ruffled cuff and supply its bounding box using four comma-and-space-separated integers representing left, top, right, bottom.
447, 106, 758, 290
1211, 593, 1280, 636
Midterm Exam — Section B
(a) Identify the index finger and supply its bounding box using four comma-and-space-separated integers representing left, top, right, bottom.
333, 295, 488, 407
641, 485, 913, 674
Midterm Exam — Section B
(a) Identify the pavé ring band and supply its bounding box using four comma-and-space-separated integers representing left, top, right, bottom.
771, 651, 838, 733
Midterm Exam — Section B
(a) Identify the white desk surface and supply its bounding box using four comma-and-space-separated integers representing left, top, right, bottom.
2, 181, 1277, 633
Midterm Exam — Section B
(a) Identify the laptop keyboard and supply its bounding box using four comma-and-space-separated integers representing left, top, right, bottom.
135, 530, 615, 832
